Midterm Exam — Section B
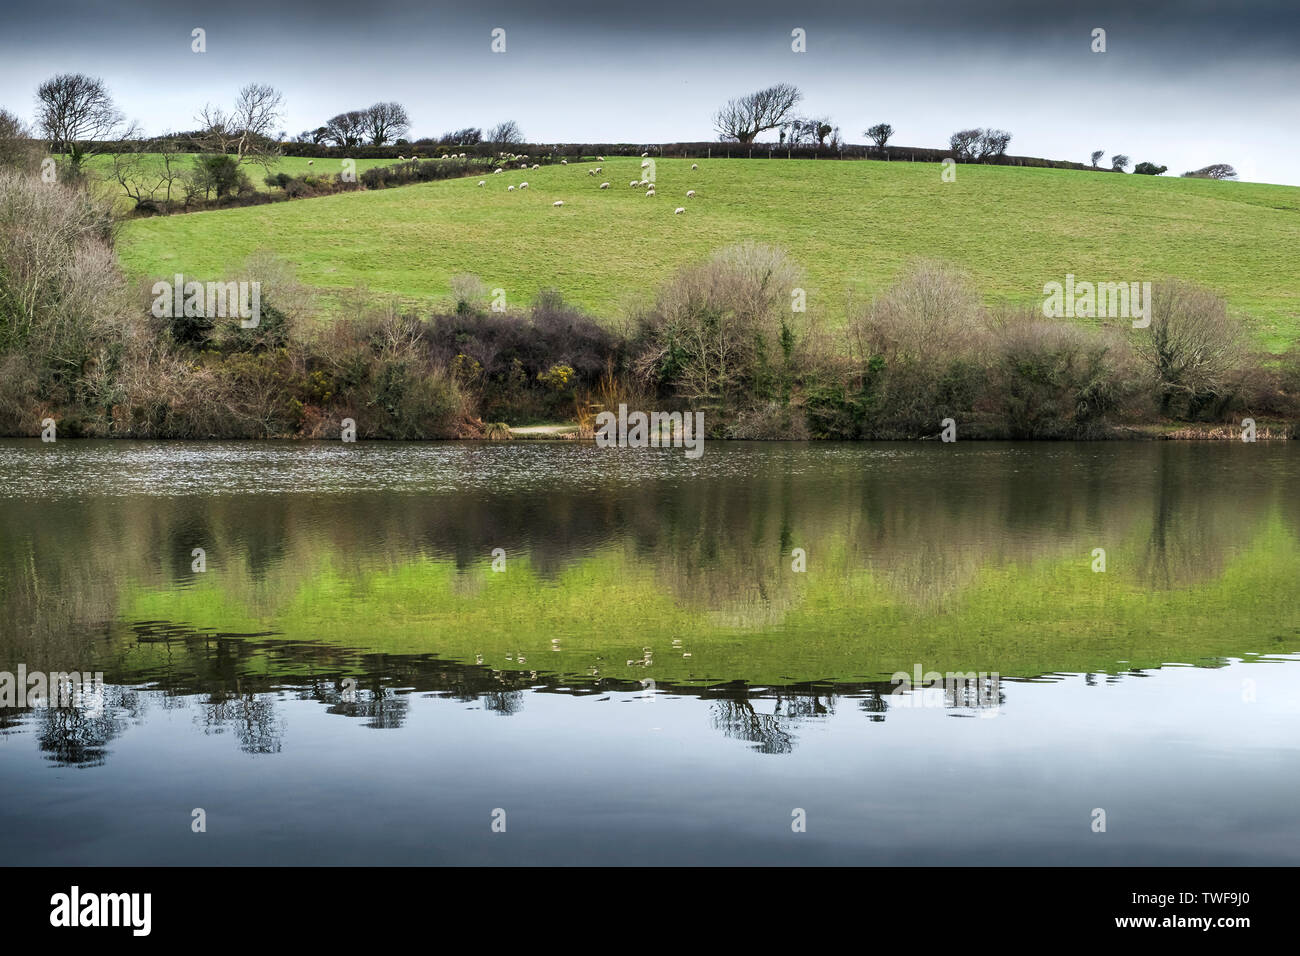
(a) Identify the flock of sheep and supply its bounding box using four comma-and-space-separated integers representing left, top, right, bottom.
474, 152, 701, 215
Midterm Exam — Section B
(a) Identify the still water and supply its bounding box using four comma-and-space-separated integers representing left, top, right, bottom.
1, 440, 1297, 865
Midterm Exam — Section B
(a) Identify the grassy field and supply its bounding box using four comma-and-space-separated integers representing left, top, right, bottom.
117, 158, 1300, 346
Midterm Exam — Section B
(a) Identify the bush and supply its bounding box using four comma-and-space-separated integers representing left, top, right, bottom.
985, 312, 1140, 438
632, 242, 803, 410
1135, 280, 1247, 418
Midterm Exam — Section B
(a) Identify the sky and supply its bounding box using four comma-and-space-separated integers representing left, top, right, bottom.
2, 0, 1297, 184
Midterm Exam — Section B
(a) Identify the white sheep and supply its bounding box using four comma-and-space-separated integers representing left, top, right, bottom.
629, 180, 639, 187
478, 180, 485, 187
597, 155, 605, 161
520, 163, 528, 168
588, 169, 595, 176
553, 200, 564, 206
599, 182, 610, 189
397, 155, 405, 160
561, 159, 568, 165
307, 160, 314, 165
640, 160, 650, 168
532, 164, 540, 169
646, 189, 655, 196
594, 167, 601, 173
493, 168, 503, 174
686, 190, 695, 197
675, 207, 685, 214
507, 185, 515, 191
691, 163, 699, 170
520, 182, 529, 189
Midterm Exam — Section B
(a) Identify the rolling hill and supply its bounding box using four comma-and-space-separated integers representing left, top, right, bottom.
117, 158, 1300, 347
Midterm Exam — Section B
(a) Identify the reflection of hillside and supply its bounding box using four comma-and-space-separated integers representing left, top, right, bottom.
2, 443, 1298, 688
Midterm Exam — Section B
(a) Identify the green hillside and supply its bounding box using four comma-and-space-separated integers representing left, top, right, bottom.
117, 158, 1300, 346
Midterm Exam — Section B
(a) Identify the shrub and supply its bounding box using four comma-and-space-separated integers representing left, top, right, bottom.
1135, 280, 1247, 418
985, 312, 1140, 438
632, 242, 802, 409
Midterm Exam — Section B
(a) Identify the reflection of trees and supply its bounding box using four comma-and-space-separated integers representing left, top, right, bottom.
194, 692, 285, 754
34, 686, 136, 768
710, 698, 794, 754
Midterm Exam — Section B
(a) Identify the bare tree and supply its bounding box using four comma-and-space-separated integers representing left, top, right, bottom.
713, 83, 802, 143
1182, 163, 1237, 180
1090, 149, 1104, 167
35, 73, 127, 171
0, 108, 37, 170
1110, 153, 1130, 172
108, 133, 187, 208
949, 128, 1011, 162
866, 123, 894, 149
1135, 280, 1245, 416
487, 120, 524, 150
948, 129, 981, 160
194, 83, 284, 169
324, 110, 367, 148
364, 101, 410, 146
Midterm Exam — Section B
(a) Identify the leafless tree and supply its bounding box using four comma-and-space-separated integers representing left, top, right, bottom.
713, 83, 802, 143
364, 102, 410, 145
1090, 149, 1104, 167
34, 73, 127, 171
866, 123, 894, 148
1135, 280, 1245, 416
0, 108, 37, 170
193, 83, 284, 169
1182, 163, 1237, 180
325, 110, 367, 148
108, 133, 187, 208
488, 120, 524, 150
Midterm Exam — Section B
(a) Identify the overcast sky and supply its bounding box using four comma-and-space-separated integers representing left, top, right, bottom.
2, 0, 1297, 184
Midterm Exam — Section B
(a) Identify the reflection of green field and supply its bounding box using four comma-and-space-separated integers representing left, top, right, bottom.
116, 515, 1300, 686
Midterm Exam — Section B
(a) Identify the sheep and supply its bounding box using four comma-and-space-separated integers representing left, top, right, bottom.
520, 182, 529, 189
686, 189, 696, 197
520, 163, 528, 169
532, 164, 540, 169
594, 167, 602, 173
493, 167, 503, 174
588, 169, 595, 176
641, 151, 648, 157
629, 180, 639, 187
599, 182, 610, 189
307, 160, 314, 165
675, 207, 685, 214
691, 163, 699, 170
553, 200, 564, 206
507, 185, 515, 191
597, 155, 605, 161
397, 155, 405, 160
640, 160, 650, 168
477, 180, 486, 187
561, 159, 568, 165
646, 188, 655, 196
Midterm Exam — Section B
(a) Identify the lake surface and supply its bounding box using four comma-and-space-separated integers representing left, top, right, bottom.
1, 440, 1297, 865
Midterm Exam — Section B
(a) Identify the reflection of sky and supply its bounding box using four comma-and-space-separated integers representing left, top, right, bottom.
1, 656, 1296, 865
1, 1, 1297, 184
